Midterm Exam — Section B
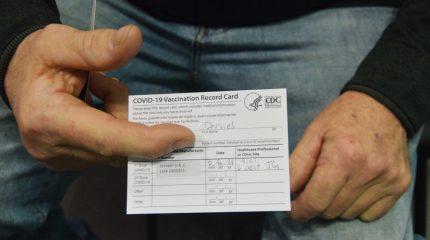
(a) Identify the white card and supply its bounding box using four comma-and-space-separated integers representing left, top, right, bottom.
127, 89, 290, 214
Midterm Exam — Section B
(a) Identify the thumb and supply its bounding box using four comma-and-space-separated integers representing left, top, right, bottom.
38, 24, 142, 71
290, 126, 322, 193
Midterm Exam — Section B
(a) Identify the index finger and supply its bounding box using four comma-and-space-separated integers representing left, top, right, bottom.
53, 95, 195, 159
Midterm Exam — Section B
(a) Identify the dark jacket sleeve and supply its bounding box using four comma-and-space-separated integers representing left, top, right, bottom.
342, 0, 430, 138
0, 0, 60, 107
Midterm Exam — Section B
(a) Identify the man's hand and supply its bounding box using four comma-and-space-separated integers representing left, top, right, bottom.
5, 24, 194, 171
290, 91, 410, 222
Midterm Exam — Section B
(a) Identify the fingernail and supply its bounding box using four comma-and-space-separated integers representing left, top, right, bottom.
172, 136, 195, 150
111, 25, 133, 47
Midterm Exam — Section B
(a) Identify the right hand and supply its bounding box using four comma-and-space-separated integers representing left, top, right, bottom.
4, 24, 195, 171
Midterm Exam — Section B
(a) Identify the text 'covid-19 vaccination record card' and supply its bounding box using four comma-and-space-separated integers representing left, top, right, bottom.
127, 89, 290, 214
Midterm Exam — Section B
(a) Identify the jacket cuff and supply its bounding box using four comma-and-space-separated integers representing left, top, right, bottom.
0, 26, 47, 108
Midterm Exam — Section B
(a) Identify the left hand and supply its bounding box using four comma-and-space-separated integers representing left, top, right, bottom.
289, 91, 410, 222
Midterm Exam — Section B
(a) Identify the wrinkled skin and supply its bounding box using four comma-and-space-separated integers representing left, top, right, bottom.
5, 24, 195, 171
290, 91, 410, 222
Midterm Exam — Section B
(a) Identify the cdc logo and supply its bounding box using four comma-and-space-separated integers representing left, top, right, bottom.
244, 92, 262, 111
264, 96, 282, 108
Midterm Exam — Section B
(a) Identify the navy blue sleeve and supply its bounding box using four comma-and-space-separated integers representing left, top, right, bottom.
0, 0, 60, 107
342, 0, 430, 137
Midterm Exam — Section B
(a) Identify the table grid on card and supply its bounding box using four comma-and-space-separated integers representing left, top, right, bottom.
128, 144, 288, 211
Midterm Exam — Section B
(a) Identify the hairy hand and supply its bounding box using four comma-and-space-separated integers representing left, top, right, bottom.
5, 24, 194, 171
289, 91, 410, 222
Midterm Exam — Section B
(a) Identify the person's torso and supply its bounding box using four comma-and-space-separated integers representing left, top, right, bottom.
128, 0, 402, 27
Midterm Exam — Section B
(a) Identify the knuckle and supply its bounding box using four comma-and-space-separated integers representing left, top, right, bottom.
382, 164, 411, 195
359, 213, 374, 222
321, 212, 338, 220
368, 161, 388, 176
19, 119, 39, 138
37, 24, 62, 47
340, 213, 356, 221
303, 124, 317, 136
302, 198, 327, 214
97, 145, 115, 158
24, 144, 54, 164
355, 155, 388, 178
95, 137, 116, 158
359, 159, 387, 180
18, 109, 49, 139
384, 167, 400, 183
17, 114, 58, 163
337, 137, 361, 159
26, 147, 49, 162
395, 172, 412, 195
303, 123, 322, 140
42, 24, 63, 35
19, 118, 44, 146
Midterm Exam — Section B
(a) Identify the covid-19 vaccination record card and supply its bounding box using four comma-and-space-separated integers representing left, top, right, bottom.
127, 89, 290, 214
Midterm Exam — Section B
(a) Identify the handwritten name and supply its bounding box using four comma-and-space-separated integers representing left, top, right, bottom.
204, 121, 235, 130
